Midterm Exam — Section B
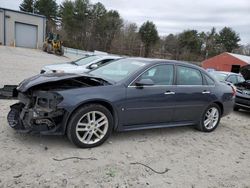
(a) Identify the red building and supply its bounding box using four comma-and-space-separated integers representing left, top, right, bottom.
202, 52, 250, 73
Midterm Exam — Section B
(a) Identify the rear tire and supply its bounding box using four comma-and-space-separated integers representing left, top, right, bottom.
196, 103, 221, 132
67, 104, 113, 148
59, 46, 64, 56
47, 44, 52, 54
42, 43, 47, 52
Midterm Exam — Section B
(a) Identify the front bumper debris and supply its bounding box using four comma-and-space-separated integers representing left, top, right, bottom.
7, 90, 65, 134
7, 102, 65, 134
0, 85, 18, 99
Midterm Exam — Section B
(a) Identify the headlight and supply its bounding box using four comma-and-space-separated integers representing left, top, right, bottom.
37, 98, 49, 108
34, 91, 63, 109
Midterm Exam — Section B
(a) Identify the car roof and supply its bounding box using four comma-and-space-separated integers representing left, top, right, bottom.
92, 55, 121, 59
126, 57, 202, 70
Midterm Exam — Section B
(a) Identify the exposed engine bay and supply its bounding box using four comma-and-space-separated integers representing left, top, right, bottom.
235, 81, 250, 90
1, 73, 109, 134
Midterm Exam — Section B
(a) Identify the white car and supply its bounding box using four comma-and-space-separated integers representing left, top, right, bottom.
40, 55, 121, 74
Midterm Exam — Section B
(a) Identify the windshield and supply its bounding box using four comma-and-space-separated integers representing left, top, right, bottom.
89, 59, 147, 82
74, 56, 100, 66
213, 72, 228, 81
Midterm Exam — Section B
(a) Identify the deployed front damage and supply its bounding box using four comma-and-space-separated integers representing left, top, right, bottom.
0, 73, 109, 134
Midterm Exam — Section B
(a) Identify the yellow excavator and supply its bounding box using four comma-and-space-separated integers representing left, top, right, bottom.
43, 33, 64, 56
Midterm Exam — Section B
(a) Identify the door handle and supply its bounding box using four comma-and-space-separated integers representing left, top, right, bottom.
164, 91, 175, 95
202, 91, 210, 94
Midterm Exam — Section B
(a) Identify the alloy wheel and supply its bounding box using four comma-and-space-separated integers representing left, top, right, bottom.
203, 107, 219, 130
76, 111, 109, 144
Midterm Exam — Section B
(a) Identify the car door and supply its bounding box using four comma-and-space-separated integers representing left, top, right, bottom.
122, 64, 176, 126
172, 65, 215, 122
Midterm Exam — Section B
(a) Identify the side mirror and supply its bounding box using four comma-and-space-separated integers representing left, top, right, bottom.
135, 79, 154, 87
89, 63, 98, 69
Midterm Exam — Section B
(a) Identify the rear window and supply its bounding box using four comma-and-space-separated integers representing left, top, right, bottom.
226, 75, 237, 84
213, 72, 228, 81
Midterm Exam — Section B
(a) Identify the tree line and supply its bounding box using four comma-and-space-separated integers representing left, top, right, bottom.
20, 0, 249, 61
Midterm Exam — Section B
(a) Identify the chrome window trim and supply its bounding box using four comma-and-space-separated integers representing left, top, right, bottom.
128, 84, 216, 88
128, 85, 175, 88
127, 63, 216, 88
176, 85, 216, 87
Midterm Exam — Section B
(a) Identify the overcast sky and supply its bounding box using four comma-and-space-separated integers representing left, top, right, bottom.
0, 0, 249, 44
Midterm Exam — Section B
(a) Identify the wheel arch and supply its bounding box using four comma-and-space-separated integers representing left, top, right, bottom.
63, 99, 119, 134
213, 101, 224, 115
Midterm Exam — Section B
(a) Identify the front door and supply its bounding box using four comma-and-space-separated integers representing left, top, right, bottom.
122, 64, 176, 126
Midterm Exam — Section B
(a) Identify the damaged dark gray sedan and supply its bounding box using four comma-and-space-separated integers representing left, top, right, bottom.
1, 58, 235, 148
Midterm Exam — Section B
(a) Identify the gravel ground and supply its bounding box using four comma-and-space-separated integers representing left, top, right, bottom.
0, 46, 250, 188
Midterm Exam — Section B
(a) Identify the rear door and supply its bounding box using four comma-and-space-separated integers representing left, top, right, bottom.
172, 65, 215, 122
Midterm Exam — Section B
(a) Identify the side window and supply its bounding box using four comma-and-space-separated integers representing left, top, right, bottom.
237, 76, 245, 83
176, 66, 203, 85
97, 59, 113, 66
226, 75, 237, 84
137, 64, 174, 85
204, 74, 215, 85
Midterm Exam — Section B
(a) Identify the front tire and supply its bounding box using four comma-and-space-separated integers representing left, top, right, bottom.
196, 103, 221, 132
67, 104, 113, 148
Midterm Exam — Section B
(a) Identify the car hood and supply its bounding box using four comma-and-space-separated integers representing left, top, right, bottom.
17, 73, 99, 92
240, 65, 250, 80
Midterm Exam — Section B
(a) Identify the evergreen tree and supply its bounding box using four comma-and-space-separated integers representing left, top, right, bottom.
19, 0, 35, 13
139, 21, 159, 57
217, 27, 240, 52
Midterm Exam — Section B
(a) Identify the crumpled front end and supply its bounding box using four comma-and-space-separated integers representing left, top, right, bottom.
7, 91, 65, 134
2, 73, 109, 134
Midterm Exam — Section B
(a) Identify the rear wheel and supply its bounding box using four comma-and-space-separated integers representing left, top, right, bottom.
197, 103, 221, 132
59, 46, 64, 56
67, 104, 113, 148
47, 44, 52, 53
42, 43, 47, 52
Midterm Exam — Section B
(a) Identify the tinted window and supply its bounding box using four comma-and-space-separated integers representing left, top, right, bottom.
177, 66, 203, 85
138, 65, 174, 85
204, 74, 215, 85
226, 75, 237, 84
